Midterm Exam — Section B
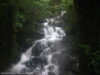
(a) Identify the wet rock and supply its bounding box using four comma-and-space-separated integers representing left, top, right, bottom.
32, 42, 43, 56
48, 71, 55, 75
48, 65, 55, 71
24, 57, 43, 69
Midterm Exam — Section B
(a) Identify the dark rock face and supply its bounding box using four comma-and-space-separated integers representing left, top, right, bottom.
0, 0, 14, 72
48, 72, 55, 75
74, 0, 100, 75
74, 0, 100, 45
32, 42, 43, 56
24, 57, 43, 69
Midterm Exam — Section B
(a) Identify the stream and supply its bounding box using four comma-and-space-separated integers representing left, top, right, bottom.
3, 11, 70, 75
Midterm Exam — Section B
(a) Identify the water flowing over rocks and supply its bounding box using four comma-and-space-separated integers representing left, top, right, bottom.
4, 11, 67, 75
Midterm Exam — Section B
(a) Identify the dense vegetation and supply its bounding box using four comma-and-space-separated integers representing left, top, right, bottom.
0, 0, 100, 75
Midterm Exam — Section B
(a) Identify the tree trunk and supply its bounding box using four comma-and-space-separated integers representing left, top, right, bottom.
0, 0, 14, 72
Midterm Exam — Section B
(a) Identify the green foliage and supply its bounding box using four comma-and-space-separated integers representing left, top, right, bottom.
79, 44, 100, 74
15, 0, 74, 18
91, 51, 100, 74
14, 0, 75, 33
79, 44, 91, 55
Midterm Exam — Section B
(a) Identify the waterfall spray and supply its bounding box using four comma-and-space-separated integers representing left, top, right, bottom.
5, 11, 66, 75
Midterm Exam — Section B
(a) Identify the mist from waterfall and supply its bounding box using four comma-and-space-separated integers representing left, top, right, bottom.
4, 11, 66, 75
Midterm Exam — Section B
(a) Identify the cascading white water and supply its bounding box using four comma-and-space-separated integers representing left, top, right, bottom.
5, 11, 66, 75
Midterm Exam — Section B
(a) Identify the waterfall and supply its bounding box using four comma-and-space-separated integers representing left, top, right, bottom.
4, 11, 66, 75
